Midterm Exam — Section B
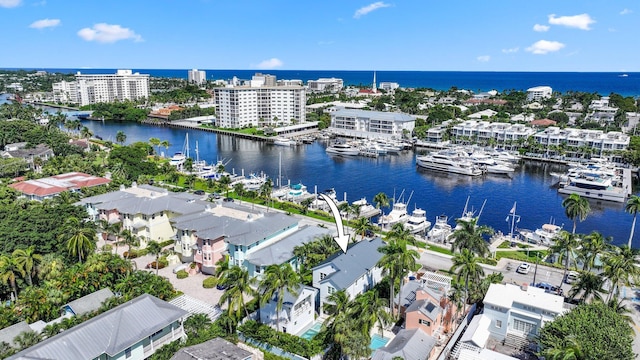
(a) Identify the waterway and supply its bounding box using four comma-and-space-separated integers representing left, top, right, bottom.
77, 119, 639, 247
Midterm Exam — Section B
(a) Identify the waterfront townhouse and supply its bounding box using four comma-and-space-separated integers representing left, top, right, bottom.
533, 126, 629, 154
259, 285, 318, 334
329, 109, 415, 140
7, 294, 187, 360
455, 283, 566, 358
312, 237, 385, 314
451, 120, 535, 147
213, 74, 305, 128
526, 86, 552, 101
77, 184, 207, 248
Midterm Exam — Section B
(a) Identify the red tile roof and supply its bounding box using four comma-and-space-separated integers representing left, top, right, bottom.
9, 172, 111, 197
530, 118, 557, 127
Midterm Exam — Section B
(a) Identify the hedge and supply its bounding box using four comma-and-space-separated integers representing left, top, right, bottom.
176, 270, 189, 279
203, 277, 217, 288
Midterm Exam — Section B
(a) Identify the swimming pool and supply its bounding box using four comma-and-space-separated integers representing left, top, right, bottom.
299, 321, 323, 340
370, 334, 390, 350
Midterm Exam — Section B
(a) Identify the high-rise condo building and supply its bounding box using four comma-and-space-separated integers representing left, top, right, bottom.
69, 69, 150, 106
188, 69, 207, 85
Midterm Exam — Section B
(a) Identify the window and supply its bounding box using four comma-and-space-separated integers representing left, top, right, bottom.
495, 320, 502, 328
125, 347, 132, 358
328, 286, 335, 294
419, 319, 431, 326
320, 273, 327, 280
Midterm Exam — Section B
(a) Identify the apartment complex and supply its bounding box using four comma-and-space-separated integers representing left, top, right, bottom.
307, 77, 344, 93
329, 109, 415, 139
213, 73, 306, 128
526, 86, 552, 101
534, 126, 630, 152
187, 69, 206, 85
52, 70, 150, 106
451, 120, 536, 144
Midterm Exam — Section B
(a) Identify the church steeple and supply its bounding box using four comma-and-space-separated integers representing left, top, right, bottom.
372, 71, 377, 93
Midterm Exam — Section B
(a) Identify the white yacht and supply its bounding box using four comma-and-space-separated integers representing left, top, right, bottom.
427, 215, 452, 243
273, 137, 296, 146
404, 208, 431, 234
352, 197, 381, 218
169, 152, 186, 168
326, 142, 360, 156
416, 149, 484, 176
558, 173, 628, 202
519, 223, 562, 246
378, 201, 410, 229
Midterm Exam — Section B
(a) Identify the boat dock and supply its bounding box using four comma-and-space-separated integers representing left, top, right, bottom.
623, 168, 633, 197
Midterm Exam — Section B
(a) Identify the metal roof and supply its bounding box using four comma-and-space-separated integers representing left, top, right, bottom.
0, 321, 32, 348
245, 225, 334, 266
171, 337, 252, 360
63, 288, 114, 316
313, 237, 384, 289
331, 108, 415, 122
224, 212, 298, 246
7, 294, 188, 360
371, 327, 436, 360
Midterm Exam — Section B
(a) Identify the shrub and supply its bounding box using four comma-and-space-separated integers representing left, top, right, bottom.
147, 261, 167, 270
176, 270, 189, 279
123, 250, 138, 259
101, 244, 113, 252
476, 257, 498, 266
158, 256, 169, 268
203, 277, 217, 289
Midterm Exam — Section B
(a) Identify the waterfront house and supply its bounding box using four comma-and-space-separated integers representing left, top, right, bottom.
171, 337, 255, 360
371, 327, 436, 360
7, 294, 188, 360
259, 285, 318, 334
9, 172, 110, 201
312, 237, 385, 314
329, 109, 415, 140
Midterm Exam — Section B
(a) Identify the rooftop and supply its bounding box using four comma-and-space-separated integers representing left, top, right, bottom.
484, 283, 565, 314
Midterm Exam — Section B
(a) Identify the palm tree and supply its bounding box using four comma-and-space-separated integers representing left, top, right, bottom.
115, 130, 127, 145
59, 217, 97, 263
450, 218, 493, 257
450, 249, 484, 311
0, 254, 23, 300
602, 246, 640, 302
146, 240, 162, 275
568, 271, 605, 303
13, 330, 42, 350
37, 254, 65, 282
625, 195, 640, 248
541, 335, 584, 360
259, 263, 300, 331
160, 140, 171, 157
377, 234, 420, 317
217, 266, 256, 319
579, 231, 611, 271
149, 137, 161, 156
551, 230, 580, 288
12, 246, 42, 286
352, 291, 392, 337
562, 193, 591, 234
218, 175, 232, 197
352, 217, 374, 239
606, 296, 635, 325
373, 192, 390, 210
119, 229, 138, 260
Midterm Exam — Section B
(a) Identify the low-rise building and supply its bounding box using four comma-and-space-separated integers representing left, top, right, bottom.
1, 142, 54, 169
329, 109, 415, 140
533, 126, 629, 153
259, 285, 317, 334
307, 78, 344, 93
371, 327, 437, 360
9, 172, 110, 201
171, 337, 255, 360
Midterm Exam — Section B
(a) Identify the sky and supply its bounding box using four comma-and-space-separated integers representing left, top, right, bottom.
0, 0, 638, 72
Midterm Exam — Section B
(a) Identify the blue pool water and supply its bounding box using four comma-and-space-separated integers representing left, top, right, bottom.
300, 322, 323, 340
370, 334, 390, 350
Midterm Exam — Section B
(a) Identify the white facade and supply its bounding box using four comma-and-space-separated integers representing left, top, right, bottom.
213, 85, 306, 128
526, 86, 552, 101
260, 285, 317, 334
52, 80, 79, 104
188, 69, 207, 85
75, 69, 150, 106
330, 109, 415, 139
379, 82, 400, 91
307, 78, 344, 93
452, 120, 536, 143
482, 283, 565, 340
534, 126, 629, 152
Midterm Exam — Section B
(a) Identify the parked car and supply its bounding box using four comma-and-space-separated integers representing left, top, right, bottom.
172, 263, 188, 274
194, 190, 206, 195
533, 282, 562, 295
223, 197, 234, 202
516, 263, 531, 274
565, 270, 579, 284
216, 283, 227, 290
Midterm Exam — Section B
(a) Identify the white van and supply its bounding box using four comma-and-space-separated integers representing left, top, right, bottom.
565, 271, 579, 284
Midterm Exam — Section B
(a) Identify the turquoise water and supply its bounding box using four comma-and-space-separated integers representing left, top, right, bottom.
370, 334, 390, 350
300, 322, 322, 340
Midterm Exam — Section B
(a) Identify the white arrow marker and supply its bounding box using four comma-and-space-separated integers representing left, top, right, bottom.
318, 193, 350, 253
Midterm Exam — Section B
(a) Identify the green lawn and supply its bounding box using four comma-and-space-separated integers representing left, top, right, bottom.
427, 244, 453, 256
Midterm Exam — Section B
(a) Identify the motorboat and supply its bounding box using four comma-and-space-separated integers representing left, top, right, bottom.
169, 152, 186, 168
404, 208, 431, 234
378, 201, 410, 229
557, 173, 628, 202
416, 149, 484, 176
427, 215, 452, 243
519, 223, 562, 245
326, 142, 360, 156
351, 197, 381, 218
273, 137, 296, 146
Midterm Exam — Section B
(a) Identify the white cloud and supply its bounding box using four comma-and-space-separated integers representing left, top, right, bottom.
476, 55, 490, 62
29, 18, 60, 29
0, 0, 21, 8
548, 13, 595, 30
502, 47, 519, 54
256, 58, 283, 69
526, 40, 565, 54
620, 8, 632, 15
354, 2, 390, 19
533, 24, 549, 32
77, 23, 142, 43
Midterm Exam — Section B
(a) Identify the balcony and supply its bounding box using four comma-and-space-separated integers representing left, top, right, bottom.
143, 327, 185, 358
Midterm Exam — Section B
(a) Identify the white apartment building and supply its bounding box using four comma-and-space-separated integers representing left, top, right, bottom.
534, 126, 630, 152
379, 81, 400, 91
213, 76, 306, 128
188, 69, 207, 85
526, 86, 552, 101
586, 96, 619, 124
451, 120, 536, 144
307, 77, 344, 93
330, 109, 415, 139
52, 80, 79, 104
74, 69, 150, 106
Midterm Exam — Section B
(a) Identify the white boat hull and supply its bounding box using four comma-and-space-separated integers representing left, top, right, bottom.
416, 157, 484, 176
558, 184, 627, 202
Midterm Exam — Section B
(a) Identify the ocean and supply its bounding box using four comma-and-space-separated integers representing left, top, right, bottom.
10, 68, 640, 97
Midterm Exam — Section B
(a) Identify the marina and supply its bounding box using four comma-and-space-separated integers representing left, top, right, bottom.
78, 119, 640, 247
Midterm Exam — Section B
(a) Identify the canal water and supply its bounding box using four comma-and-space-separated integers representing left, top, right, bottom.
76, 119, 638, 247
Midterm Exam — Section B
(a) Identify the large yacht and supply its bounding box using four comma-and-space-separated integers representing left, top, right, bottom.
404, 208, 431, 234
427, 215, 452, 243
378, 201, 410, 229
558, 173, 628, 202
326, 142, 360, 156
519, 223, 562, 245
416, 149, 484, 176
